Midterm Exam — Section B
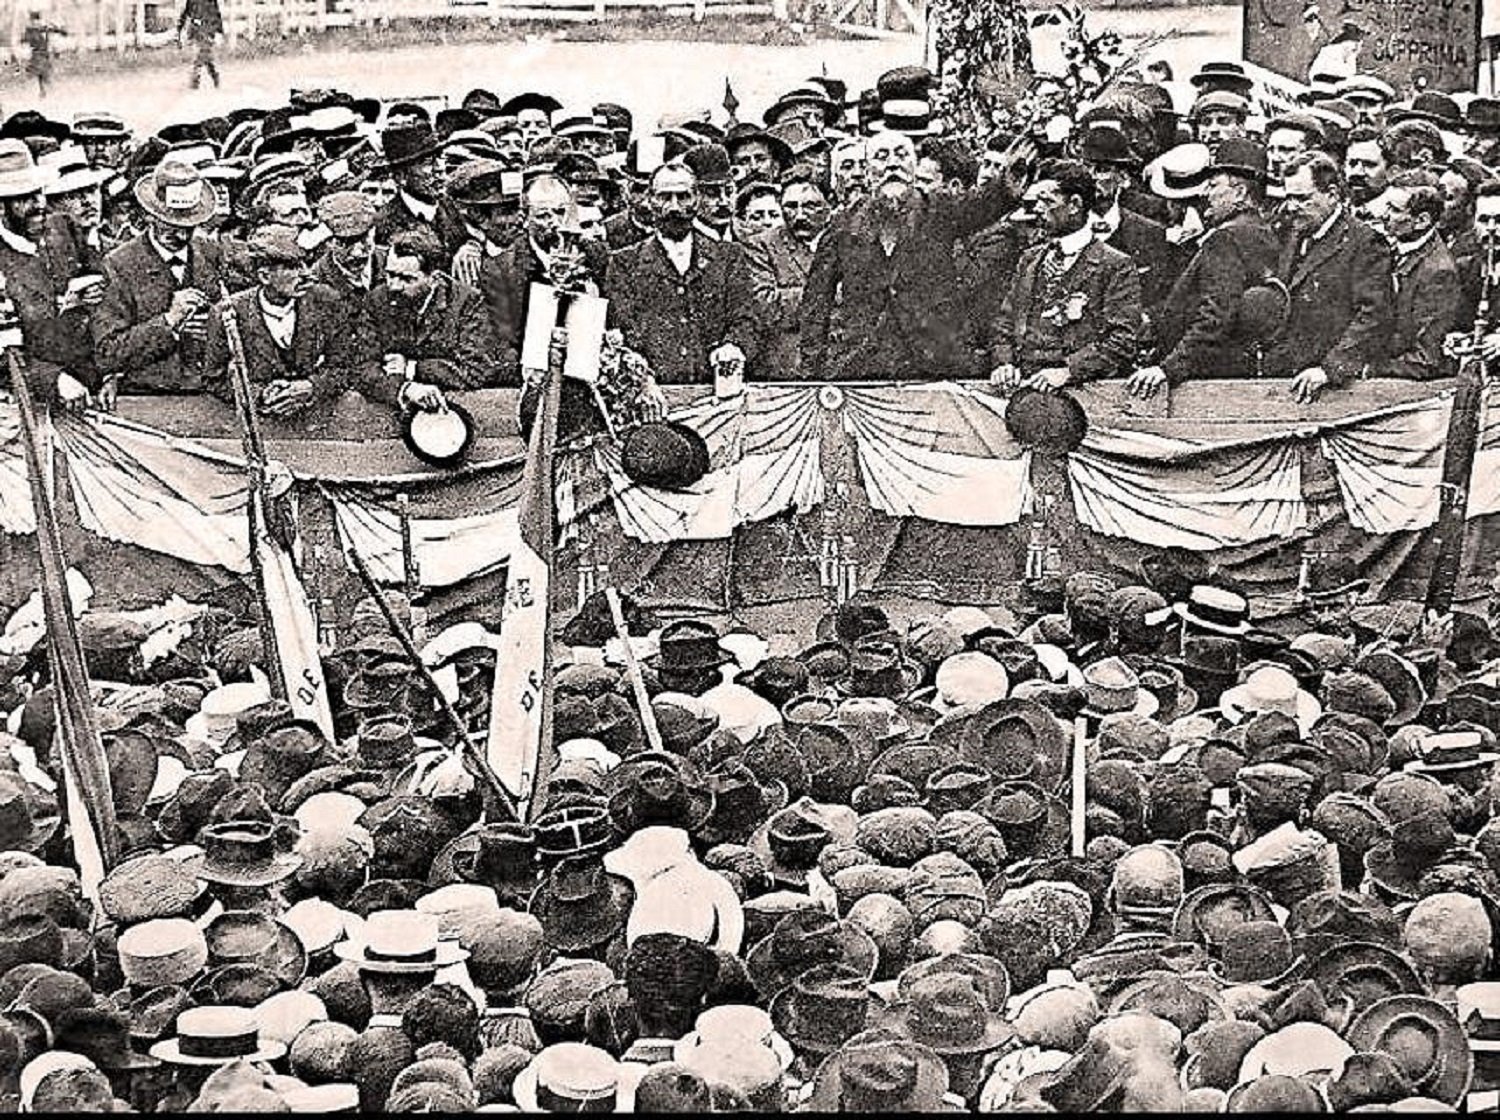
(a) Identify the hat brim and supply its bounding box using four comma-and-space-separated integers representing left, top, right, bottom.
1219, 687, 1322, 735
1173, 602, 1252, 636
1345, 995, 1472, 1105
148, 1037, 287, 1066
331, 940, 468, 973
1306, 942, 1425, 1016
133, 179, 217, 227
1404, 752, 1500, 774
402, 400, 475, 469
745, 923, 878, 1001
190, 852, 303, 888
512, 1061, 632, 1113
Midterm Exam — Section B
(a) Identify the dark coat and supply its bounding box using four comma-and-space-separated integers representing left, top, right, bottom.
91, 232, 228, 394
1263, 211, 1394, 386
800, 177, 1018, 381
1101, 205, 1187, 329
604, 234, 760, 385
478, 237, 610, 387
1379, 232, 1460, 381
374, 193, 469, 261
0, 216, 99, 399
367, 274, 502, 389
202, 283, 391, 407
604, 210, 651, 251
311, 248, 385, 312
1156, 208, 1283, 384
743, 224, 820, 379
956, 217, 1025, 358
991, 237, 1144, 382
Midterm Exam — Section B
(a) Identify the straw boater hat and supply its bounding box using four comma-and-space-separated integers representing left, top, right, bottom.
149, 1005, 287, 1066
133, 159, 217, 227
332, 909, 467, 973
0, 139, 50, 199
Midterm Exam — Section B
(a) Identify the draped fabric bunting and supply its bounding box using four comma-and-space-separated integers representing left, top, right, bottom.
594, 385, 825, 543
840, 385, 1032, 526
1319, 395, 1451, 534
1069, 426, 1308, 550
0, 384, 1480, 573
1467, 382, 1500, 518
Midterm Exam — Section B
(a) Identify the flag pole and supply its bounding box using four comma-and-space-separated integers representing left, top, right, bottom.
604, 587, 665, 755
322, 492, 519, 824
7, 351, 120, 878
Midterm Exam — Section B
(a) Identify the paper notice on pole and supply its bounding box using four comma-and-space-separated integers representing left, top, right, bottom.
520, 284, 609, 383
562, 293, 608, 384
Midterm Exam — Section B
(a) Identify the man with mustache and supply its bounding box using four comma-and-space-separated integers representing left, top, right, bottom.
203, 224, 381, 418
743, 177, 832, 377
368, 226, 501, 413
1344, 127, 1395, 233
480, 173, 607, 384
0, 138, 101, 405
799, 127, 1033, 381
604, 161, 759, 385
683, 143, 736, 241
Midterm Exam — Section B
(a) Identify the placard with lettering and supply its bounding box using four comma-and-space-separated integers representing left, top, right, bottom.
1244, 0, 1480, 94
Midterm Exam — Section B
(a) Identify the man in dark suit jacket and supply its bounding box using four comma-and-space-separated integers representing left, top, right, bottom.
1128, 139, 1283, 397
604, 162, 760, 385
368, 227, 501, 408
310, 189, 384, 314
372, 122, 468, 261
1262, 151, 1393, 401
991, 159, 1143, 388
203, 225, 387, 416
478, 174, 608, 386
1377, 171, 1460, 381
0, 140, 101, 403
92, 160, 228, 395
743, 177, 831, 378
800, 128, 1029, 381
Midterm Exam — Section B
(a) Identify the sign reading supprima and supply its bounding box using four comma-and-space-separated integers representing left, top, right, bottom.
1243, 0, 1481, 94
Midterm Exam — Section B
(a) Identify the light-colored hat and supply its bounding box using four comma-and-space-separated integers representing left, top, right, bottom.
149, 1005, 288, 1066
38, 146, 111, 196
415, 883, 502, 943
1145, 142, 1212, 200
933, 652, 1009, 709
133, 159, 217, 227
701, 682, 782, 745
1237, 1021, 1353, 1083
1219, 666, 1322, 735
281, 1083, 360, 1112
293, 791, 366, 833
281, 898, 361, 956
185, 680, 271, 746
117, 917, 209, 988
332, 909, 468, 973
513, 1042, 624, 1112
0, 139, 50, 199
19, 1051, 96, 1111
255, 990, 327, 1047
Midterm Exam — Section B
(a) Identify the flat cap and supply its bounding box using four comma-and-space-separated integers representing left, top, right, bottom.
315, 190, 376, 238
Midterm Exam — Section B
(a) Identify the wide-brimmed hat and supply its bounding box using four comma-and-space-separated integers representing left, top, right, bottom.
1004, 387, 1088, 455
1345, 995, 1472, 1105
1174, 585, 1251, 636
606, 754, 715, 834
620, 420, 711, 491
1172, 882, 1278, 951
191, 821, 301, 888
960, 698, 1069, 790
769, 961, 877, 1057
874, 970, 1014, 1055
748, 797, 858, 886
528, 856, 634, 953
803, 1024, 951, 1110
133, 159, 217, 226
512, 1041, 624, 1112
1405, 728, 1500, 778
52, 1005, 159, 1072
746, 909, 878, 1001
203, 910, 307, 990
1305, 941, 1424, 1018
1388, 91, 1463, 129
331, 909, 467, 973
1221, 666, 1322, 735
148, 1005, 286, 1066
1081, 657, 1159, 720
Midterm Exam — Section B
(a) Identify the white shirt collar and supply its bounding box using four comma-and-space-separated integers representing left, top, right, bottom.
401, 189, 436, 223
0, 224, 36, 256
1397, 226, 1438, 258
1057, 222, 1095, 260
258, 291, 296, 347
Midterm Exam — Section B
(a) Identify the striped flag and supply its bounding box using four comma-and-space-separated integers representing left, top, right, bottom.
485, 356, 561, 819
7, 354, 118, 897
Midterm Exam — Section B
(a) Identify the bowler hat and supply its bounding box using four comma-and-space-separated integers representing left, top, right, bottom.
376, 121, 444, 170
1004, 387, 1088, 455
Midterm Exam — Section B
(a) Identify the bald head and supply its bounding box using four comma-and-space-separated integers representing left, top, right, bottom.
525, 174, 576, 249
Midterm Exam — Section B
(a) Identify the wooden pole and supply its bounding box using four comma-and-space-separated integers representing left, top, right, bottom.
604, 587, 665, 755
1071, 716, 1087, 857
330, 507, 520, 823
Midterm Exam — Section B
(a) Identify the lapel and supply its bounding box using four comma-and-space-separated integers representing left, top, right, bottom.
236, 292, 294, 377
1058, 239, 1102, 287
1014, 243, 1043, 327
781, 228, 814, 283
1393, 236, 1435, 283
414, 278, 451, 346
135, 235, 174, 296
1289, 213, 1350, 291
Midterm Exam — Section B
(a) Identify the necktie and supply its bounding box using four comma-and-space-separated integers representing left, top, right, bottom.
168, 253, 187, 286
1040, 242, 1065, 289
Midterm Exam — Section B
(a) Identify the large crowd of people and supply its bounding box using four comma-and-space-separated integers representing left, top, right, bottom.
3, 45, 1500, 1116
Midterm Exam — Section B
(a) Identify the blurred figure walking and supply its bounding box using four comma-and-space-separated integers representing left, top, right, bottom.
178, 0, 223, 90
